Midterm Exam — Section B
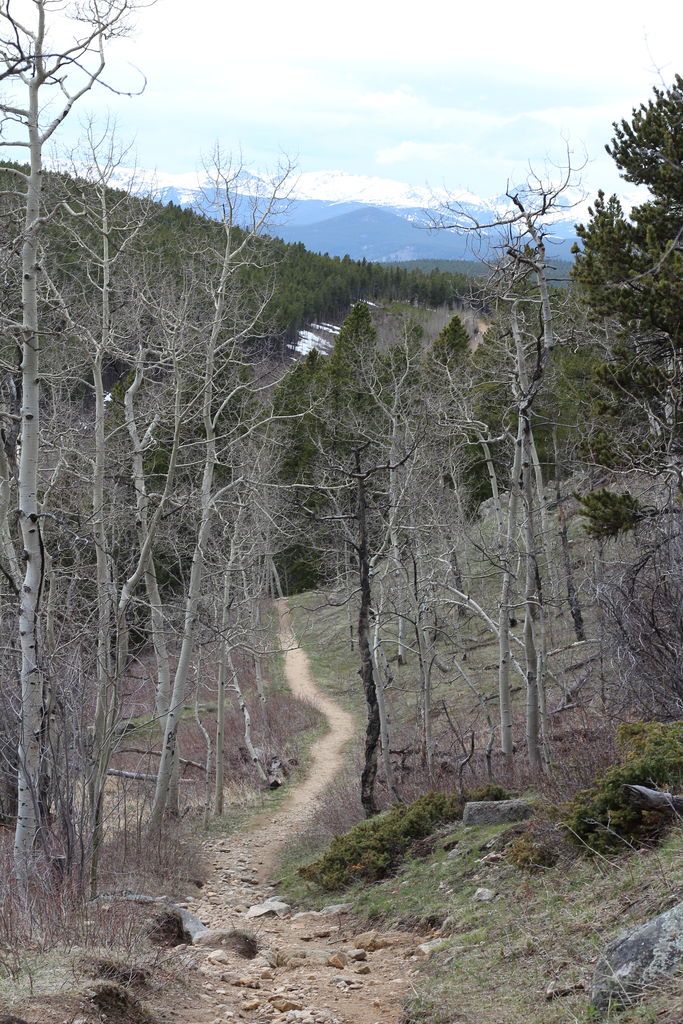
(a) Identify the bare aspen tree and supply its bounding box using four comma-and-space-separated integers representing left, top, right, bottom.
0, 0, 147, 881
148, 154, 293, 828
436, 173, 574, 767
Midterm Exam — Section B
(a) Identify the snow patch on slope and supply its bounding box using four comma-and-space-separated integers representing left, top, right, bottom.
296, 321, 341, 356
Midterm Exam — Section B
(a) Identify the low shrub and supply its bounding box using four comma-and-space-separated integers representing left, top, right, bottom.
562, 721, 683, 853
506, 835, 558, 872
466, 783, 512, 802
299, 791, 462, 890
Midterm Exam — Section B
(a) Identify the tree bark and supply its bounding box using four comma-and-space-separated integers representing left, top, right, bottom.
356, 460, 380, 817
14, 59, 47, 883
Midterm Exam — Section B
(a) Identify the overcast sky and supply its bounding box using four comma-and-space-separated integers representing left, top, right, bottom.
4, 0, 683, 199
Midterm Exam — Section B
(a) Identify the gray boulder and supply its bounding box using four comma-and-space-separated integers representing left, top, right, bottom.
472, 887, 496, 902
591, 901, 683, 1010
245, 898, 290, 919
462, 799, 534, 826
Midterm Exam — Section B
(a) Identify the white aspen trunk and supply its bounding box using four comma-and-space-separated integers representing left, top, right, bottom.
149, 477, 213, 828
5, 0, 148, 882
552, 426, 586, 642
409, 551, 433, 778
124, 359, 173, 721
417, 621, 433, 779
497, 416, 523, 764
370, 590, 401, 801
528, 431, 561, 636
214, 570, 231, 815
14, 64, 47, 881
87, 346, 117, 897
391, 536, 407, 663
388, 435, 407, 665
149, 213, 237, 828
250, 598, 266, 704
0, 444, 20, 593
521, 416, 542, 771
229, 649, 267, 783
193, 666, 212, 829
479, 437, 504, 537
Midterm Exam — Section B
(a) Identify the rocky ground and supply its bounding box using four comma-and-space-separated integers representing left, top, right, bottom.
157, 844, 426, 1024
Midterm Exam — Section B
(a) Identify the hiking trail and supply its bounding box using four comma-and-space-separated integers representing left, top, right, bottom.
159, 599, 423, 1024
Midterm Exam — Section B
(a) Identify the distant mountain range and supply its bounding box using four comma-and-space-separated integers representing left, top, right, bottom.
108, 167, 596, 264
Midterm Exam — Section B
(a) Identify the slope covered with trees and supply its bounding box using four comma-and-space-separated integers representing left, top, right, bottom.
0, 9, 681, 1019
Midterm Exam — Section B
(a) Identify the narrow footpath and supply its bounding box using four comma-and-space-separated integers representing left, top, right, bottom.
160, 600, 422, 1024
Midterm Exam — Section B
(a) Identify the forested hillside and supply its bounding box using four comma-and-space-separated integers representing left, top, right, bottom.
0, 4, 681, 1021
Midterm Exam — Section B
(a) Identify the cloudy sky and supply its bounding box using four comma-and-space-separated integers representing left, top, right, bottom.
4, 0, 683, 199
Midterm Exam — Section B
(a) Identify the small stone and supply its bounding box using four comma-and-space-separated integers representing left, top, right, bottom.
346, 949, 367, 961
327, 953, 347, 969
269, 997, 303, 1012
472, 887, 496, 902
417, 939, 446, 957
354, 965, 371, 975
353, 930, 391, 952
246, 900, 291, 919
207, 949, 231, 964
242, 998, 262, 1011
195, 928, 246, 947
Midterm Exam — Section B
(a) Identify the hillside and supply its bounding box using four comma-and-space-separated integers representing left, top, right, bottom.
1, 37, 683, 1024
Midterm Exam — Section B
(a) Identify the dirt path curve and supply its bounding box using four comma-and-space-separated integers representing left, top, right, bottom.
247, 599, 357, 880
160, 599, 422, 1024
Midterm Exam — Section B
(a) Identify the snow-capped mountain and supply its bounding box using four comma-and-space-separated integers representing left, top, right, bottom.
101, 166, 606, 262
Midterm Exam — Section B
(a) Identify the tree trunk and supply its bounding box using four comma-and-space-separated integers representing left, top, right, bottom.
521, 410, 542, 771
356, 462, 380, 817
14, 73, 47, 882
553, 427, 586, 641
370, 590, 402, 802
497, 417, 523, 765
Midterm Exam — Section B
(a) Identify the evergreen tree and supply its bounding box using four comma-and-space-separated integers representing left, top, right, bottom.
572, 74, 683, 536
573, 74, 683, 344
428, 313, 470, 369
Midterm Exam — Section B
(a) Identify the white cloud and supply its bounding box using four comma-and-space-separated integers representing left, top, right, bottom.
2, 0, 682, 197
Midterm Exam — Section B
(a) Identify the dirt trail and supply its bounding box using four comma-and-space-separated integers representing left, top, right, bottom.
159, 599, 422, 1024
245, 599, 357, 880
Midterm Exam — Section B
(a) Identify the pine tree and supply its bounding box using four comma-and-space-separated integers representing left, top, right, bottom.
573, 75, 683, 346
572, 75, 683, 536
428, 313, 470, 368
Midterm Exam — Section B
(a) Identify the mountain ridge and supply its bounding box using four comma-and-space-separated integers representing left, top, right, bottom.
103, 165, 587, 263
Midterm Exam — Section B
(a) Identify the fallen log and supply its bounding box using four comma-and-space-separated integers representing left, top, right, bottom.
116, 747, 206, 771
623, 784, 683, 813
106, 769, 193, 783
